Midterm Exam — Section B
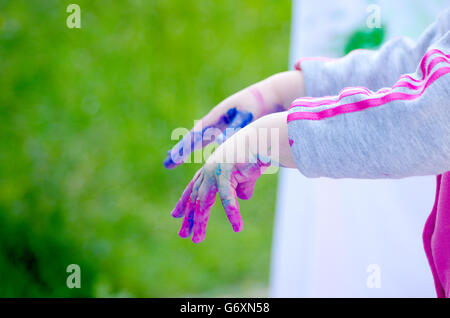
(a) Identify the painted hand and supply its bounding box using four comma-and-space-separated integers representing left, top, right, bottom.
170, 111, 297, 243
163, 107, 254, 169
170, 158, 270, 243
163, 71, 305, 169
163, 86, 285, 169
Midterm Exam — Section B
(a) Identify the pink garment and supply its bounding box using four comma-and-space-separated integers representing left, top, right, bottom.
423, 172, 450, 298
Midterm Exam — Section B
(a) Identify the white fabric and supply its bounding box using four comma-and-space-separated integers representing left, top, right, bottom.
270, 0, 445, 297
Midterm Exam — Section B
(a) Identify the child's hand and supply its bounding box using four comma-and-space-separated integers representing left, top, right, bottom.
170, 159, 270, 243
163, 71, 304, 169
170, 112, 296, 243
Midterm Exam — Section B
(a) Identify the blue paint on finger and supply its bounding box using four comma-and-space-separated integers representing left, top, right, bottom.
216, 109, 253, 144
216, 164, 222, 176
187, 208, 195, 231
163, 107, 253, 169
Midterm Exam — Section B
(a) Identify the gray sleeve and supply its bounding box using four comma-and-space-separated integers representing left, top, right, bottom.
297, 9, 450, 96
287, 32, 450, 179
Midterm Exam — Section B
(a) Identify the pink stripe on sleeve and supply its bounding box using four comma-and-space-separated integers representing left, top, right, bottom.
290, 52, 450, 109
287, 66, 450, 122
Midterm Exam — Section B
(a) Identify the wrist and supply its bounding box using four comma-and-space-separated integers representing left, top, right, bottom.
251, 112, 297, 168
269, 70, 305, 110
208, 112, 296, 169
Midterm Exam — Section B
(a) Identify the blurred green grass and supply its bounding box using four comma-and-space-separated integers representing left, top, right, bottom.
0, 0, 291, 297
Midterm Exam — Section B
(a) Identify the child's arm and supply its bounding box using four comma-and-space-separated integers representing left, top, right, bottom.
171, 11, 450, 242
288, 46, 450, 179
287, 9, 450, 179
163, 10, 450, 170
173, 43, 450, 241
163, 70, 305, 169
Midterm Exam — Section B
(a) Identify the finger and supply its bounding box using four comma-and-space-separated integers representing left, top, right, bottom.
190, 170, 204, 203
171, 170, 202, 218
178, 171, 204, 238
163, 108, 239, 169
192, 180, 217, 244
163, 129, 203, 169
236, 180, 257, 200
217, 178, 243, 233
216, 110, 254, 144
178, 199, 195, 238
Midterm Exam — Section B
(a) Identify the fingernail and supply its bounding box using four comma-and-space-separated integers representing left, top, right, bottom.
192, 233, 205, 244
170, 208, 181, 218
233, 221, 243, 232
178, 228, 190, 238
163, 156, 177, 169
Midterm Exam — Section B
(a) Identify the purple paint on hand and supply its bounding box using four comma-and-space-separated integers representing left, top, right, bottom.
274, 104, 285, 112
171, 173, 200, 218
172, 157, 270, 243
178, 198, 195, 238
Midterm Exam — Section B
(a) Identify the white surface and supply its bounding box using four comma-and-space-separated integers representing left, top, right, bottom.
269, 0, 444, 297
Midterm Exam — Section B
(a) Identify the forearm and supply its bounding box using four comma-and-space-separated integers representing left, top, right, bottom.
254, 70, 305, 111
214, 71, 305, 121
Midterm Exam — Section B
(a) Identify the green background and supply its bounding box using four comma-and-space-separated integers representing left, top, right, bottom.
0, 0, 291, 297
